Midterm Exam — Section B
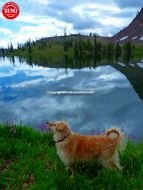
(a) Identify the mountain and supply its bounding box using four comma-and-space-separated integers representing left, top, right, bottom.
111, 7, 143, 43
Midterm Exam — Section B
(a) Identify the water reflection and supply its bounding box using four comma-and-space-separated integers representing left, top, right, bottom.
13, 53, 143, 101
0, 57, 143, 140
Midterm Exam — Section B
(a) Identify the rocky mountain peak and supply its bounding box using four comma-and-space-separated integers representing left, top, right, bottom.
111, 7, 143, 43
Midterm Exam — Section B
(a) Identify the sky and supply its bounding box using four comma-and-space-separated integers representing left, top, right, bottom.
0, 0, 142, 48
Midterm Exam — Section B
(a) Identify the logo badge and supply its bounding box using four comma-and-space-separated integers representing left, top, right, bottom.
2, 2, 20, 20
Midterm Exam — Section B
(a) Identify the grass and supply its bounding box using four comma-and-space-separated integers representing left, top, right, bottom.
8, 42, 74, 68
9, 42, 73, 59
8, 44, 143, 71
0, 124, 143, 190
132, 45, 143, 60
8, 36, 143, 63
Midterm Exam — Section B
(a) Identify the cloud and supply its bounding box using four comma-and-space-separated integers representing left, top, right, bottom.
31, 0, 49, 5
0, 28, 12, 35
0, 14, 73, 47
73, 19, 98, 30
1, 62, 143, 138
113, 9, 137, 18
115, 0, 143, 8
0, 0, 142, 47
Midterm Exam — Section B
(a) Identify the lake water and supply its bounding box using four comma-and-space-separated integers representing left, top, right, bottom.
0, 56, 143, 140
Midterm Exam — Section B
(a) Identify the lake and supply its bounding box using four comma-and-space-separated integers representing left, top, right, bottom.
0, 56, 143, 140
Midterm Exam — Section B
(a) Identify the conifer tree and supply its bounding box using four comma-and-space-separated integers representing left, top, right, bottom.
115, 42, 122, 60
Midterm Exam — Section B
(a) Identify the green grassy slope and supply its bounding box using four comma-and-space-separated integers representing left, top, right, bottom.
0, 124, 143, 190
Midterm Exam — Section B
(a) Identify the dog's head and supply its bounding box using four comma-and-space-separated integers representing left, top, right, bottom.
46, 121, 72, 142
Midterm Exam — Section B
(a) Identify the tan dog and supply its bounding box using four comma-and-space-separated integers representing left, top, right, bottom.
47, 121, 127, 174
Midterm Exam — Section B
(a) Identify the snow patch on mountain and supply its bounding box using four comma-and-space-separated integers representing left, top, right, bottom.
120, 36, 128, 41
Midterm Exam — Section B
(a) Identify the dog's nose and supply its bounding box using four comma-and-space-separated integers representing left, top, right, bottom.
46, 122, 49, 125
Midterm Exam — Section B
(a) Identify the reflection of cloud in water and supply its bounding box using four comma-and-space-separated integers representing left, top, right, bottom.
137, 62, 143, 69
0, 66, 16, 78
0, 58, 74, 87
97, 72, 122, 81
24, 69, 74, 82
0, 58, 143, 140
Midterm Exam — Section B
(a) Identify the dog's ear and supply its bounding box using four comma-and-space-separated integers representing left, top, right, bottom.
56, 122, 68, 132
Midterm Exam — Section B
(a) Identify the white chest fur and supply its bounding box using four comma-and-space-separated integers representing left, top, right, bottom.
56, 144, 71, 166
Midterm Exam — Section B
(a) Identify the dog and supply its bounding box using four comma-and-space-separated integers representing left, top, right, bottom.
46, 121, 127, 175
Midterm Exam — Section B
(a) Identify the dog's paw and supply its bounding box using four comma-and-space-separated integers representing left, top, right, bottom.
66, 166, 75, 177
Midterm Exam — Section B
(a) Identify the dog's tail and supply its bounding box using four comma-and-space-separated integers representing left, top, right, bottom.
104, 128, 127, 153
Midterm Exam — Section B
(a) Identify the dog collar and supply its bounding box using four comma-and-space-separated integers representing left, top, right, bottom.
56, 134, 70, 143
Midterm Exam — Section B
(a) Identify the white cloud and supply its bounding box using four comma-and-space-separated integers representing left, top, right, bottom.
0, 28, 12, 35
16, 15, 42, 24
97, 16, 127, 27
0, 1, 140, 48
12, 23, 60, 44
72, 2, 130, 30
0, 13, 73, 47
0, 0, 3, 6
72, 2, 120, 15
0, 39, 12, 48
31, 0, 49, 5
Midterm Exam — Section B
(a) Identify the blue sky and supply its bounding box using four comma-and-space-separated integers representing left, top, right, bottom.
0, 0, 142, 48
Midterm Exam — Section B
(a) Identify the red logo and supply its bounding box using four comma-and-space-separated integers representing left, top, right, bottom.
2, 2, 20, 20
